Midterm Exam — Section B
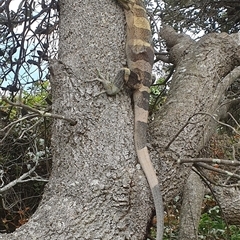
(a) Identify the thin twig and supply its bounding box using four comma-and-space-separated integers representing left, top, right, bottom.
196, 162, 240, 180
179, 158, 240, 166
2, 96, 77, 125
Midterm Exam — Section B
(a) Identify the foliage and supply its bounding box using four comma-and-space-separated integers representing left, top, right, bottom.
0, 85, 52, 233
199, 204, 240, 240
0, 0, 59, 233
148, 195, 240, 239
161, 0, 240, 34
149, 65, 174, 113
150, 76, 168, 113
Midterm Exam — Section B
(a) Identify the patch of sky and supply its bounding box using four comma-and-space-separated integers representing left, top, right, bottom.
0, 0, 58, 91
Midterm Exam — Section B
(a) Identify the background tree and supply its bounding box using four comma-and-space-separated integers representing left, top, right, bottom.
0, 0, 240, 239
161, 0, 240, 33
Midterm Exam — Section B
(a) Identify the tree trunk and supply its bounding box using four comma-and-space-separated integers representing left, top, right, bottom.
150, 27, 240, 204
178, 172, 205, 240
151, 27, 240, 228
213, 186, 240, 225
1, 2, 240, 240
0, 0, 159, 239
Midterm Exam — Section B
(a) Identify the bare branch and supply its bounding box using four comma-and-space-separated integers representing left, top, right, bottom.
194, 166, 240, 188
179, 158, 240, 166
196, 162, 240, 180
1, 96, 77, 125
0, 157, 48, 194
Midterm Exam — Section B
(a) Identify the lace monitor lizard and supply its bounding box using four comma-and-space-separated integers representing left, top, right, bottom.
93, 1, 164, 239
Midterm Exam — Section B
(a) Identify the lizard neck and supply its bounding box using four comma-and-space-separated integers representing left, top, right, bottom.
124, 0, 154, 88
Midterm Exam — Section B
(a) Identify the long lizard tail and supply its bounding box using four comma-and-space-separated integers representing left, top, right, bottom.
133, 90, 164, 240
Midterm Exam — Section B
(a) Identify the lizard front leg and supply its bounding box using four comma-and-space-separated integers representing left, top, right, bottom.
87, 68, 141, 96
87, 69, 125, 96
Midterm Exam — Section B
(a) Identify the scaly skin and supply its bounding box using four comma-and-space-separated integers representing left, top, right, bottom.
116, 1, 164, 239
91, 1, 164, 238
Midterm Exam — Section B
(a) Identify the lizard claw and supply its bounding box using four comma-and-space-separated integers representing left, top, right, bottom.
86, 69, 122, 96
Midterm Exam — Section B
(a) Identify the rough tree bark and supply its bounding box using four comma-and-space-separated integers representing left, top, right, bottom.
178, 172, 205, 240
153, 25, 240, 228
213, 185, 240, 225
0, 1, 240, 240
1, 0, 160, 239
